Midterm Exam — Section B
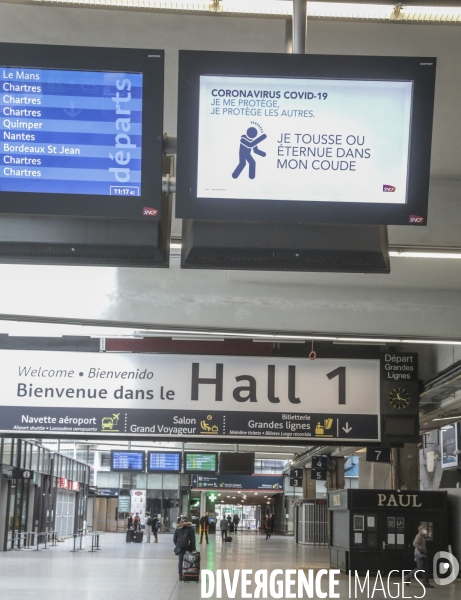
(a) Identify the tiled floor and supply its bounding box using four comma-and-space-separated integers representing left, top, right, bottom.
0, 531, 459, 599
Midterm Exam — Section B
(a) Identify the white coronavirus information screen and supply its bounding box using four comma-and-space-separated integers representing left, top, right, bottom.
197, 75, 413, 204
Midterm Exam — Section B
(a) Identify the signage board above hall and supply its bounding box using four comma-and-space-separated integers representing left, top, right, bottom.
0, 350, 384, 442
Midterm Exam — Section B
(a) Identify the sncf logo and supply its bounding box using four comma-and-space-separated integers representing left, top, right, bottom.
143, 207, 158, 217
383, 185, 396, 192
409, 215, 425, 224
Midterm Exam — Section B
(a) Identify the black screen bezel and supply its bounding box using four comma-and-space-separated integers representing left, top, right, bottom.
176, 50, 436, 226
184, 452, 218, 474
219, 452, 255, 475
0, 42, 164, 219
147, 451, 182, 473
110, 450, 146, 473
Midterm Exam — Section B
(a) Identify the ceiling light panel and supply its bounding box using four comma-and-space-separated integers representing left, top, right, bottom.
26, 0, 461, 24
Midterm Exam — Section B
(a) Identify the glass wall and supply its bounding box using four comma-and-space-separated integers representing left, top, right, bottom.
92, 471, 181, 532
1, 438, 90, 550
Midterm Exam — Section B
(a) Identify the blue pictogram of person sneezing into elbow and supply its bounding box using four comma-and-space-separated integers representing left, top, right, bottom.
232, 126, 267, 180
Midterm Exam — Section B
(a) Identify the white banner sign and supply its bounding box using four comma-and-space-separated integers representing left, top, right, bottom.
0, 350, 380, 441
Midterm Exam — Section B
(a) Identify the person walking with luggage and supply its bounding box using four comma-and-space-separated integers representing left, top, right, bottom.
173, 516, 196, 581
144, 512, 152, 543
126, 513, 135, 543
404, 525, 434, 588
199, 512, 209, 544
220, 515, 229, 541
233, 514, 240, 535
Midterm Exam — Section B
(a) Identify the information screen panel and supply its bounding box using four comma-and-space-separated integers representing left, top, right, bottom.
0, 43, 164, 218
1, 67, 142, 197
111, 450, 145, 472
197, 76, 412, 206
176, 51, 436, 226
184, 452, 217, 473
148, 451, 181, 473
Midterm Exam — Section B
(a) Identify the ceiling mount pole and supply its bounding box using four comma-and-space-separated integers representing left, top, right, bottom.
292, 0, 307, 54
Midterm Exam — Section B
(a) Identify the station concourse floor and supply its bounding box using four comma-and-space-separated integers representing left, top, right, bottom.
0, 531, 459, 600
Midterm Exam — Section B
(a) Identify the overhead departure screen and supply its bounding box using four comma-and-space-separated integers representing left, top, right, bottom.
1, 66, 142, 197
148, 452, 181, 473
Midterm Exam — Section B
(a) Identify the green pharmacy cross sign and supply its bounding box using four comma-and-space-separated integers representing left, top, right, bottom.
208, 493, 217, 503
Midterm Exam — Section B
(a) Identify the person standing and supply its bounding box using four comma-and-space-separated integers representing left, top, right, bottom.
151, 513, 160, 543
233, 514, 240, 535
220, 515, 229, 541
404, 525, 434, 588
173, 516, 196, 581
144, 512, 152, 543
270, 513, 276, 536
265, 516, 272, 540
199, 512, 209, 544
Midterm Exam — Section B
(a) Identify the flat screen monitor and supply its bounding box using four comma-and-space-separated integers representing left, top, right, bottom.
0, 42, 164, 218
441, 424, 459, 469
111, 450, 145, 472
344, 456, 359, 478
220, 452, 255, 475
147, 451, 182, 473
176, 51, 436, 226
184, 452, 217, 473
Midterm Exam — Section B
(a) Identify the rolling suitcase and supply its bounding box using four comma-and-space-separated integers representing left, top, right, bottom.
183, 551, 200, 583
126, 529, 134, 543
134, 530, 143, 543
225, 536, 232, 543
228, 522, 235, 533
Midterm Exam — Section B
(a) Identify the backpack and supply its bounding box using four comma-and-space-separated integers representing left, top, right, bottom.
177, 527, 191, 550
147, 517, 154, 527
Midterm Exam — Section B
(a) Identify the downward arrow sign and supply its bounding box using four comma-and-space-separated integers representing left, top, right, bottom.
342, 423, 352, 434
63, 102, 82, 119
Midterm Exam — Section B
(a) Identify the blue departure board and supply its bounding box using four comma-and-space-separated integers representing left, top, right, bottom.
111, 451, 145, 472
1, 66, 142, 196
148, 452, 181, 473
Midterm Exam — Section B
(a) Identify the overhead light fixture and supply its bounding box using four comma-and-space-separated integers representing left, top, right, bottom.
3, 319, 461, 346
400, 5, 461, 23
26, 0, 461, 24
433, 416, 461, 421
390, 251, 461, 259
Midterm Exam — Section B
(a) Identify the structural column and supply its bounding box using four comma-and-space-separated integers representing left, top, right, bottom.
391, 444, 420, 490
292, 0, 307, 54
327, 458, 345, 491
303, 468, 316, 498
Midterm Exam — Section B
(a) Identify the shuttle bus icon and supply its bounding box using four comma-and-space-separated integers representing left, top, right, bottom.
101, 413, 120, 431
